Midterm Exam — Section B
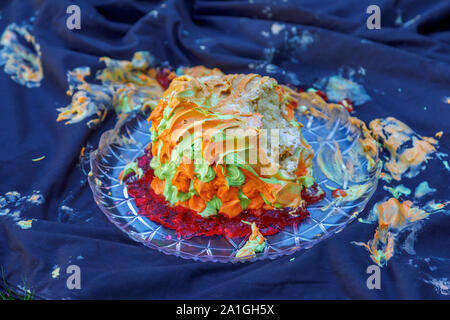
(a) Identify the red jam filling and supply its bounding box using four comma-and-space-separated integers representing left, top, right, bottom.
125, 150, 325, 239
156, 68, 174, 90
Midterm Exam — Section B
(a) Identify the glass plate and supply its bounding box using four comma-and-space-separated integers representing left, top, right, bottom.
88, 105, 381, 262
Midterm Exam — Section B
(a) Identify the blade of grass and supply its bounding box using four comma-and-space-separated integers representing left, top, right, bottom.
0, 266, 34, 300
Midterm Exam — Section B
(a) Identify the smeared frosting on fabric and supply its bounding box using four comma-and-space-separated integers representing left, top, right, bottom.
0, 22, 43, 88
369, 117, 438, 181
0, 190, 44, 220
414, 181, 436, 199
408, 256, 450, 296
57, 51, 166, 127
57, 52, 231, 128
383, 184, 411, 199
318, 75, 371, 106
51, 265, 60, 279
353, 197, 439, 266
16, 219, 34, 229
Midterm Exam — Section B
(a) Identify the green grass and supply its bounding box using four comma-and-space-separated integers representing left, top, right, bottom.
0, 266, 34, 300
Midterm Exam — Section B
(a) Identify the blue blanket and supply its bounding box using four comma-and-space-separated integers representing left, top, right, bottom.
0, 0, 449, 299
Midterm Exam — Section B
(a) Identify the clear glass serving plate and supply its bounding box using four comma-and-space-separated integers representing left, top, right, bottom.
88, 105, 381, 263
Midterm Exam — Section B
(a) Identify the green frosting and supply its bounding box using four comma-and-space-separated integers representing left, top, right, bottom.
198, 196, 222, 218
203, 93, 219, 108
259, 176, 287, 186
223, 152, 291, 189
119, 160, 143, 183
235, 221, 266, 258
237, 239, 266, 257
163, 178, 197, 205
383, 184, 411, 199
151, 127, 216, 206
149, 126, 157, 142
238, 189, 251, 210
174, 90, 219, 110
226, 165, 245, 187
156, 106, 174, 134
195, 159, 216, 182
116, 94, 131, 113
277, 170, 295, 181
299, 175, 314, 188
260, 192, 272, 206
176, 89, 195, 98
170, 135, 195, 163
289, 119, 301, 128
151, 156, 177, 181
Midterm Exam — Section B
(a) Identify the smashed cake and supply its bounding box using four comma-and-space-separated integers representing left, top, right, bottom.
121, 69, 325, 247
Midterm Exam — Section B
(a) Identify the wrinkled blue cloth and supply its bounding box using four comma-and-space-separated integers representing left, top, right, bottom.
0, 0, 449, 300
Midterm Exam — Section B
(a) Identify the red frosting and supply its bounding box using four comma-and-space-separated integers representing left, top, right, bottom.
125, 150, 325, 239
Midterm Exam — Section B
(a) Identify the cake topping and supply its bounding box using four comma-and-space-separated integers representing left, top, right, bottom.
147, 73, 317, 218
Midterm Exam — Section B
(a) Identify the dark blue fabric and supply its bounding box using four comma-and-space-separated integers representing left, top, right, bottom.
0, 0, 449, 299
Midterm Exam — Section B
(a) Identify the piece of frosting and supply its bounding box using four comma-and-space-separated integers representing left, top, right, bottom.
235, 222, 266, 258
